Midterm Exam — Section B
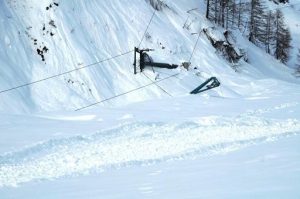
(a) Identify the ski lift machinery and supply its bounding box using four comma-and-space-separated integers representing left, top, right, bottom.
133, 47, 220, 94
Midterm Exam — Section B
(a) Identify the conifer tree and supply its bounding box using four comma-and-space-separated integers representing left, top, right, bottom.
206, 0, 210, 19
206, 0, 234, 28
296, 49, 300, 73
248, 0, 267, 44
264, 10, 275, 54
273, 9, 292, 64
203, 0, 292, 65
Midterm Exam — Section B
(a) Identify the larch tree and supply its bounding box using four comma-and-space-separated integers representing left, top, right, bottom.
296, 49, 300, 73
273, 9, 292, 64
248, 0, 267, 44
264, 10, 275, 54
206, 0, 210, 19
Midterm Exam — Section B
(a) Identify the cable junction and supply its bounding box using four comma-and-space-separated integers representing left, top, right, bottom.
135, 2, 174, 97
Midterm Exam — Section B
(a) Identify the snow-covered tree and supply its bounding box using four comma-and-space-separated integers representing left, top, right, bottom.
296, 49, 300, 73
206, 0, 210, 19
206, 0, 231, 28
206, 0, 245, 29
204, 0, 292, 65
248, 0, 267, 44
273, 9, 292, 64
264, 10, 275, 54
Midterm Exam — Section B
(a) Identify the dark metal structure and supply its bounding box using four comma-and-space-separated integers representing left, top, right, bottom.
190, 77, 220, 94
133, 47, 178, 74
133, 47, 220, 95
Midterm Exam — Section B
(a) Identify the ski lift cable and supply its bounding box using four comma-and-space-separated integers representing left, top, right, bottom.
75, 1, 300, 111
137, 0, 208, 97
0, 50, 134, 94
75, 72, 180, 111
76, 3, 174, 111
154, 69, 182, 80
136, 1, 173, 97
141, 72, 173, 96
138, 9, 157, 48
188, 29, 203, 63
2, 1, 299, 96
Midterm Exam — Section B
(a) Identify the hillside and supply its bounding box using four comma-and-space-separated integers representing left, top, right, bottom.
0, 0, 300, 198
0, 0, 299, 113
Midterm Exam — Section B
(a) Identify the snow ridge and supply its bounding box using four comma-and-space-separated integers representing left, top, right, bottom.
1, 116, 300, 187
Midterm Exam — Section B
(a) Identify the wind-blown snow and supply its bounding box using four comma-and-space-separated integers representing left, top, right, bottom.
1, 94, 300, 188
1, 117, 299, 187
0, 0, 300, 198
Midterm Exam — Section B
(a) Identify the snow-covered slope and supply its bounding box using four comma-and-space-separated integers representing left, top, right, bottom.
1, 0, 300, 198
267, 0, 300, 68
1, 93, 300, 197
0, 0, 298, 113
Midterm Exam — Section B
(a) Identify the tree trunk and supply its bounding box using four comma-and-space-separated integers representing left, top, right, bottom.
206, 0, 210, 19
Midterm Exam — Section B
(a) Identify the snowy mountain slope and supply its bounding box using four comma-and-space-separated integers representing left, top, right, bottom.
0, 0, 299, 113
1, 0, 300, 198
267, 0, 300, 69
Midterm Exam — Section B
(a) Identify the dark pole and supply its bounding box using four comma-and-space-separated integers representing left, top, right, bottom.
140, 52, 144, 72
206, 0, 210, 19
133, 47, 137, 74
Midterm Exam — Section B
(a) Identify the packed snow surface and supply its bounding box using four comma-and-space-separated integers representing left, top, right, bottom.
1, 135, 300, 199
0, 0, 300, 198
1, 95, 300, 197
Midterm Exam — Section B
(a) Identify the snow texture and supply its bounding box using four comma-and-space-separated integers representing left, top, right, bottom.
0, 0, 300, 198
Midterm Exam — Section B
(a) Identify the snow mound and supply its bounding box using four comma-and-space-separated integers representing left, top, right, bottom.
1, 116, 299, 187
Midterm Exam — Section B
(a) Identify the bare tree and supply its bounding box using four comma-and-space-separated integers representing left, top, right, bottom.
296, 49, 300, 74
206, 0, 210, 19
203, 0, 292, 65
264, 10, 275, 54
274, 9, 292, 64
249, 0, 267, 44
